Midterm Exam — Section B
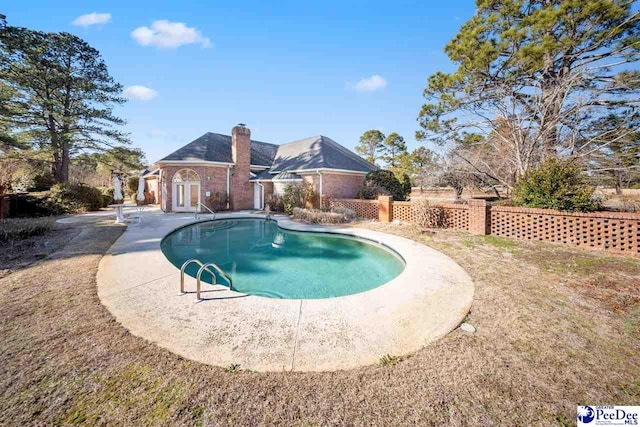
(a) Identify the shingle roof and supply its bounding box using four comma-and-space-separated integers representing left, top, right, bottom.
248, 170, 274, 181
159, 132, 376, 173
159, 132, 278, 167
272, 171, 302, 181
270, 136, 376, 173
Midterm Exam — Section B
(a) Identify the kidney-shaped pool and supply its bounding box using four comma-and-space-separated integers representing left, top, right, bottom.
161, 218, 405, 299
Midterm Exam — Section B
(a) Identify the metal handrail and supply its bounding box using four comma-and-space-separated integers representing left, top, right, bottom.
179, 259, 216, 294
196, 262, 233, 300
195, 202, 216, 220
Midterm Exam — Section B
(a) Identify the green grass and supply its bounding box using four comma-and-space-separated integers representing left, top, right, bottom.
482, 235, 519, 249
225, 363, 242, 374
379, 354, 402, 367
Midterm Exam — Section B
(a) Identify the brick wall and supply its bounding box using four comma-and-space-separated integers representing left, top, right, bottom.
392, 201, 470, 231
329, 198, 379, 220
329, 197, 640, 256
145, 178, 159, 204
490, 206, 640, 255
159, 165, 228, 212
322, 173, 366, 199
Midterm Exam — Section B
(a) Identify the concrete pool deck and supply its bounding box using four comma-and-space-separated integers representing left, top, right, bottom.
97, 209, 474, 372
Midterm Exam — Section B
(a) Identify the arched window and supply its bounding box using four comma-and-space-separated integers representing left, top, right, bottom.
172, 168, 200, 182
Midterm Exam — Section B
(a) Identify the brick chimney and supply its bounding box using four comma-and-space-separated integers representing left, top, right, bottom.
230, 124, 253, 209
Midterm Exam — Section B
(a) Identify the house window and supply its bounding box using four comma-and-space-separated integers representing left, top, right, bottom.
172, 168, 200, 182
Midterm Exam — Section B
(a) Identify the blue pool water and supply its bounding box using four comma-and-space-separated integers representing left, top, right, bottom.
161, 218, 405, 299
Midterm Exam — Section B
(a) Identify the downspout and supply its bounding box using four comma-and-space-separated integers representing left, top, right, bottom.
226, 166, 231, 209
316, 171, 323, 208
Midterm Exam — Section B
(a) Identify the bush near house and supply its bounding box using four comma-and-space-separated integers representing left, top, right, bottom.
266, 194, 284, 212
513, 158, 601, 212
358, 170, 408, 201
208, 192, 229, 211
282, 183, 315, 214
292, 207, 356, 224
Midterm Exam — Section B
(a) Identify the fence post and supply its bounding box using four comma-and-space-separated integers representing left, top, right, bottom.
378, 195, 393, 223
468, 199, 490, 235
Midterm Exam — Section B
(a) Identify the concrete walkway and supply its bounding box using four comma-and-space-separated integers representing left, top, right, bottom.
97, 209, 474, 372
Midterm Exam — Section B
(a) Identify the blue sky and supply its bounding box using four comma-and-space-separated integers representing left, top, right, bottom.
3, 1, 475, 164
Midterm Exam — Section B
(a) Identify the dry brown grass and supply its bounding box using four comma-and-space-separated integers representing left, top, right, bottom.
0, 218, 639, 426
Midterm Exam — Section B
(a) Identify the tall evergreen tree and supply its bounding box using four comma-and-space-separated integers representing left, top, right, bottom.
381, 132, 407, 167
355, 129, 385, 164
0, 22, 129, 182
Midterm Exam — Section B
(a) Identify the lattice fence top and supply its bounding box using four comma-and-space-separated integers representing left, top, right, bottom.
328, 198, 639, 256
329, 199, 379, 220
491, 207, 639, 255
391, 202, 470, 230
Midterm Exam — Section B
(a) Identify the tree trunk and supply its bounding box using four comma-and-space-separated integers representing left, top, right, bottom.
454, 184, 463, 201
615, 174, 623, 196
60, 140, 69, 182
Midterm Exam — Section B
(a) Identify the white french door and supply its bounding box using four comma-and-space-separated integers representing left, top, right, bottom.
253, 183, 263, 209
172, 181, 200, 212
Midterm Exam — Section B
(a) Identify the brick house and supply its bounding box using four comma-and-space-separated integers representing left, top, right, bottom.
145, 125, 375, 212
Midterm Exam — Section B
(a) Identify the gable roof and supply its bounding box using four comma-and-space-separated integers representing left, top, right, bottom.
158, 132, 376, 173
270, 135, 375, 173
159, 132, 278, 167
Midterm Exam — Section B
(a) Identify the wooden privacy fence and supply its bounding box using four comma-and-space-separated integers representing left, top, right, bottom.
328, 196, 640, 256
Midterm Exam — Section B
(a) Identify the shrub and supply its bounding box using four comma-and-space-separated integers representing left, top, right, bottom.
400, 173, 412, 200
356, 184, 390, 200
292, 207, 354, 224
513, 158, 601, 212
413, 198, 446, 228
330, 206, 357, 221
126, 176, 139, 196
47, 183, 104, 213
208, 192, 228, 211
0, 217, 54, 243
361, 170, 407, 201
621, 197, 640, 213
11, 174, 34, 193
11, 164, 54, 192
97, 187, 114, 207
282, 183, 315, 214
266, 194, 284, 212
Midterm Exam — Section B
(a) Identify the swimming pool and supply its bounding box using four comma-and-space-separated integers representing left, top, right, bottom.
161, 218, 405, 299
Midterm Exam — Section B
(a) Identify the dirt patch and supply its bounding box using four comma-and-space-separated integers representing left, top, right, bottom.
0, 219, 639, 426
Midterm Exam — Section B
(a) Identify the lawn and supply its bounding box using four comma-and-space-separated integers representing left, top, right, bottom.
0, 217, 639, 426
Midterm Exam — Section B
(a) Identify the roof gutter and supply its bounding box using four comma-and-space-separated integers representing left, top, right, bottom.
270, 168, 369, 175
156, 160, 235, 167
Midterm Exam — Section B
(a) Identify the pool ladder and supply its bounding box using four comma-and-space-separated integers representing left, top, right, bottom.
195, 203, 216, 220
179, 258, 233, 302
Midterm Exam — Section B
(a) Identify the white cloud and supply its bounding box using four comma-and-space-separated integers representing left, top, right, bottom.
131, 20, 211, 49
72, 13, 111, 27
123, 85, 158, 101
350, 75, 387, 92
